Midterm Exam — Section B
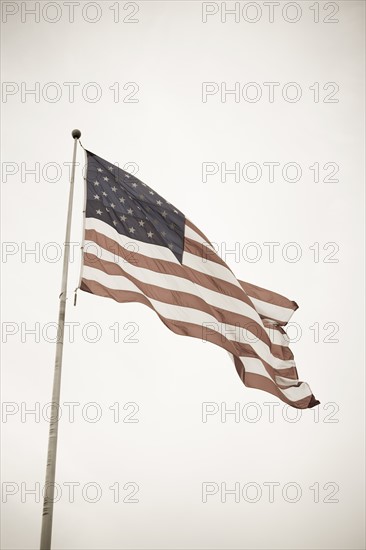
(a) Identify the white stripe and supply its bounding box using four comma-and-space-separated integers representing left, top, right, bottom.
185, 223, 214, 249
184, 243, 246, 289
85, 217, 178, 263
183, 225, 247, 289
275, 375, 300, 387
250, 297, 296, 324
264, 326, 290, 347
83, 264, 295, 373
183, 251, 243, 290
238, 357, 312, 401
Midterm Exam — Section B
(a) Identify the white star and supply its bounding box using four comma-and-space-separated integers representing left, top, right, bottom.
94, 194, 100, 200
113, 220, 118, 226
106, 208, 110, 212
138, 220, 145, 227
108, 166, 114, 171
119, 197, 126, 203
96, 209, 102, 215
94, 180, 99, 186
168, 243, 173, 249
132, 182, 138, 187
173, 209, 178, 214
103, 177, 109, 182
147, 231, 154, 238
110, 203, 115, 208
156, 200, 162, 206
149, 191, 154, 195
120, 215, 127, 221
127, 208, 133, 215
162, 211, 168, 218
97, 168, 103, 172
111, 186, 117, 192
102, 192, 107, 196
162, 231, 166, 237
125, 174, 130, 178
129, 227, 136, 234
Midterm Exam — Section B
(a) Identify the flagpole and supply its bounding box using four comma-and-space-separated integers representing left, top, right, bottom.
40, 129, 81, 550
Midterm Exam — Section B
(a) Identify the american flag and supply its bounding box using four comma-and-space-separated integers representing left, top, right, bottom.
80, 150, 319, 409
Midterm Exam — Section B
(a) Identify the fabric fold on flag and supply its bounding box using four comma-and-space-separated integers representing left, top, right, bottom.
80, 150, 319, 409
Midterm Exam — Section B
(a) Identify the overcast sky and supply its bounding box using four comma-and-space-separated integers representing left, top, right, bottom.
1, 1, 365, 549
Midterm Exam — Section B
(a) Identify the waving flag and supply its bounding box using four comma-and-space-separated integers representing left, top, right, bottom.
80, 150, 319, 409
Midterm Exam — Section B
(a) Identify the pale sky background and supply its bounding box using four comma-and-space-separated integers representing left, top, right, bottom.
1, 1, 365, 549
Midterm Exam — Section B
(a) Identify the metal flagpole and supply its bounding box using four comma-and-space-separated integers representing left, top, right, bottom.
40, 129, 81, 550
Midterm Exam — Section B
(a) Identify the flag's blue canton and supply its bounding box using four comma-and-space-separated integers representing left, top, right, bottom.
85, 151, 185, 263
